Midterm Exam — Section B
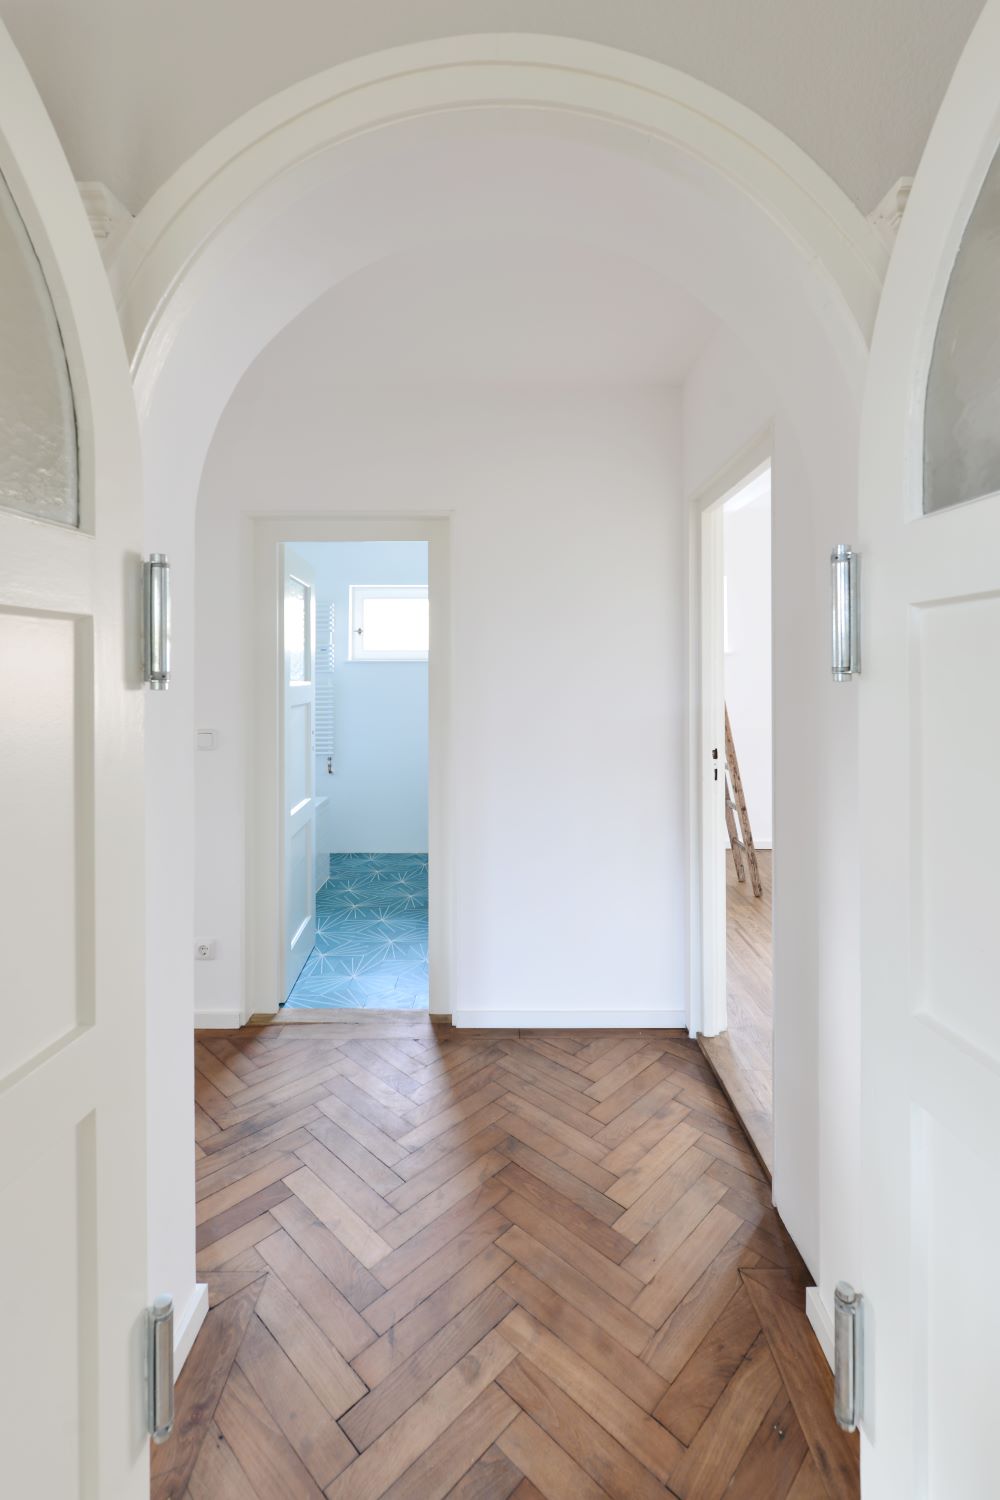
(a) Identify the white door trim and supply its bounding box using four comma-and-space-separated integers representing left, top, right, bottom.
249, 515, 450, 1020
687, 430, 773, 1038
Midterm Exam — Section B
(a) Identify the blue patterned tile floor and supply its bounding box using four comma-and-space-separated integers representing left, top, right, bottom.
284, 853, 428, 1010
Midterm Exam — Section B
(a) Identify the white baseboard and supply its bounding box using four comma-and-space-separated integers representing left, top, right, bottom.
805, 1285, 835, 1370
194, 1008, 245, 1029
451, 1009, 688, 1030
173, 1281, 209, 1374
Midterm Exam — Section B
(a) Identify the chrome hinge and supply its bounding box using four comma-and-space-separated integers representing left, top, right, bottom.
147, 1296, 174, 1444
143, 553, 172, 691
830, 544, 861, 681
833, 1282, 863, 1432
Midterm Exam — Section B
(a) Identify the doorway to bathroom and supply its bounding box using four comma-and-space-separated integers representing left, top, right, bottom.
279, 538, 430, 1011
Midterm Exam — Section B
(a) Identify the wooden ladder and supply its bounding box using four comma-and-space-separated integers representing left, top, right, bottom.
724, 704, 762, 898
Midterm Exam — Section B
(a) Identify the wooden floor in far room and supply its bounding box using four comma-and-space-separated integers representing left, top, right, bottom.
701, 850, 774, 1174
153, 1011, 855, 1499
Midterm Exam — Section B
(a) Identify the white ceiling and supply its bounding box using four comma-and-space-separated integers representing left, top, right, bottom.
0, 0, 986, 215
297, 237, 715, 386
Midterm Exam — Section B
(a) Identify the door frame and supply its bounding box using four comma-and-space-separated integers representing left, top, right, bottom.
249, 514, 451, 1018
687, 429, 772, 1038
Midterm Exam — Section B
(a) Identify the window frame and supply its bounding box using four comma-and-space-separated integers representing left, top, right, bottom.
348, 583, 429, 662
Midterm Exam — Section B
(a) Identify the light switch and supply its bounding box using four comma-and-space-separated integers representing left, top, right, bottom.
196, 730, 216, 751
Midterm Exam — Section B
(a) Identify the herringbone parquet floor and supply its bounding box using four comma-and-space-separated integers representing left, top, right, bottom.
153, 1017, 859, 1500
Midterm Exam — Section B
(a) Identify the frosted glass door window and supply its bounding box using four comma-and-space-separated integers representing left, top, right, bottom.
0, 166, 78, 526
924, 149, 1000, 514
285, 576, 311, 683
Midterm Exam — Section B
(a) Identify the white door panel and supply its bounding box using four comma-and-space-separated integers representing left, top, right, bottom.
0, 21, 147, 1500
281, 547, 317, 998
859, 2, 1000, 1493
0, 612, 85, 1074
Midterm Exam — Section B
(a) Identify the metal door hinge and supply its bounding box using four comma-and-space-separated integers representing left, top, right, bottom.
830, 544, 860, 681
143, 553, 171, 691
147, 1296, 174, 1444
833, 1282, 863, 1432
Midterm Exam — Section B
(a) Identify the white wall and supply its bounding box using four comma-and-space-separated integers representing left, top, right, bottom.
195, 373, 687, 1030
684, 325, 861, 1351
298, 540, 428, 854
142, 354, 204, 1357
724, 481, 772, 847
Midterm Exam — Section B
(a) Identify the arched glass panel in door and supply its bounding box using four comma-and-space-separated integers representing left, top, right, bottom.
0, 165, 77, 526
924, 149, 1000, 513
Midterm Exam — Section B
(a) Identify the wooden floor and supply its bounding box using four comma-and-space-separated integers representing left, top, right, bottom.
155, 1013, 856, 1499
701, 851, 774, 1172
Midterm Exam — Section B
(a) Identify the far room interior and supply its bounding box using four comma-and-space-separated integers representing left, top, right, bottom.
281, 539, 429, 1010
701, 464, 774, 1169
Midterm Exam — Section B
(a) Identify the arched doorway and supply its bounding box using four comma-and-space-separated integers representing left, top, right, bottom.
109, 35, 883, 1368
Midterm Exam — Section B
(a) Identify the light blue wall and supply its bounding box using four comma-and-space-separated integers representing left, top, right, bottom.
299, 541, 428, 853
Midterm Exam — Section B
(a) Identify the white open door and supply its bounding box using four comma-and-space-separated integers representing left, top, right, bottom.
280, 546, 317, 999
859, 4, 1000, 1495
0, 22, 147, 1500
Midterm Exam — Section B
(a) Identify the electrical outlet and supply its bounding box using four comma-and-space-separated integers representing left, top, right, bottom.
195, 939, 216, 961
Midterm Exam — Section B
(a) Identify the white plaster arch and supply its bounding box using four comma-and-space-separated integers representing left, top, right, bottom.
114, 34, 885, 1366
112, 34, 885, 381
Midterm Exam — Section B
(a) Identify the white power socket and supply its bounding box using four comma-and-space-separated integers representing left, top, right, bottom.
195, 939, 216, 961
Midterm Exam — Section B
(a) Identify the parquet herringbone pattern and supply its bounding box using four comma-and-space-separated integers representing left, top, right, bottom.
158, 1019, 858, 1500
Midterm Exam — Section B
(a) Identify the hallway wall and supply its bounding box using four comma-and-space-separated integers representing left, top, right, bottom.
195, 376, 686, 1029
683, 325, 862, 1357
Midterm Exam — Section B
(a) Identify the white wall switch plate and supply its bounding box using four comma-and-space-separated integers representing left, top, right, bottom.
196, 730, 216, 751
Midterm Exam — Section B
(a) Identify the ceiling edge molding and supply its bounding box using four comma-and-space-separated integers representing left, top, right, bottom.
868, 176, 913, 250
78, 180, 133, 263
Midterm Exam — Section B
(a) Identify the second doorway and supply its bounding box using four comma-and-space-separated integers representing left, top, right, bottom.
282, 539, 429, 1011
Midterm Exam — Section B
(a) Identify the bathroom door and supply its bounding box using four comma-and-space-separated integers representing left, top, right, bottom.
0, 20, 148, 1500
281, 546, 317, 998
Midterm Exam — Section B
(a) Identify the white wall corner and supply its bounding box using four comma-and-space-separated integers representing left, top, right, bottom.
193, 1008, 245, 1030
77, 180, 133, 264
172, 1281, 208, 1374
805, 1284, 835, 1371
867, 177, 913, 251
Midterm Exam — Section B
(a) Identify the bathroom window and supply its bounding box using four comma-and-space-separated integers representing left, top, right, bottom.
349, 584, 429, 661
